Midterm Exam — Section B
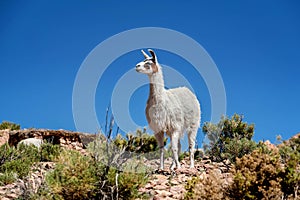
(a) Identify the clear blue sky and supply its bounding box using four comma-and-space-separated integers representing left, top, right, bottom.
1, 0, 299, 143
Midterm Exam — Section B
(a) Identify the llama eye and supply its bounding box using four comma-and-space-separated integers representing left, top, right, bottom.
145, 62, 152, 67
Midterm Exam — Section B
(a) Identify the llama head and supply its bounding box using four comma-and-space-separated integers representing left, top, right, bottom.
136, 49, 160, 75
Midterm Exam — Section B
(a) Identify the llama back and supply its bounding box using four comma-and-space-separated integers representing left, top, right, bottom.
167, 87, 201, 129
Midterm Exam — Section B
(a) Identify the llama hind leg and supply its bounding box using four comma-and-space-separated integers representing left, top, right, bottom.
155, 131, 165, 170
188, 128, 197, 168
178, 140, 181, 162
170, 139, 181, 170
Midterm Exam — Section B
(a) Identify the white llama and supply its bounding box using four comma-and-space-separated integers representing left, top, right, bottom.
135, 49, 201, 170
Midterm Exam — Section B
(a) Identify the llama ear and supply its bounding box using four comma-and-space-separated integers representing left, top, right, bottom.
148, 49, 157, 63
141, 50, 150, 59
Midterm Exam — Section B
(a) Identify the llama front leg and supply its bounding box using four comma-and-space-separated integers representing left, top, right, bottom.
170, 132, 181, 170
155, 131, 165, 170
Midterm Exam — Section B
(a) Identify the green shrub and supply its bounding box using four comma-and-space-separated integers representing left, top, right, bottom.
40, 142, 61, 162
222, 137, 258, 163
102, 166, 148, 199
46, 150, 97, 200
45, 131, 150, 200
114, 129, 167, 154
0, 170, 17, 185
0, 121, 20, 130
125, 129, 160, 153
203, 114, 257, 163
88, 132, 150, 199
0, 142, 62, 187
279, 135, 300, 199
0, 143, 39, 184
0, 143, 17, 167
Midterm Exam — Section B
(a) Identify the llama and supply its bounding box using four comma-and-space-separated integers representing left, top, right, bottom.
135, 49, 201, 170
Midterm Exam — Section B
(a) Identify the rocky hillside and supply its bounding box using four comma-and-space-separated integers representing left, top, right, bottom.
0, 129, 299, 199
0, 129, 95, 199
0, 129, 232, 199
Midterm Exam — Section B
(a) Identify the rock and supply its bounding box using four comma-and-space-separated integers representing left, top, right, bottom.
169, 185, 184, 193
155, 190, 172, 197
172, 193, 184, 199
213, 168, 222, 176
75, 145, 82, 150
153, 196, 162, 200
169, 179, 179, 185
0, 129, 9, 146
264, 140, 278, 152
153, 184, 168, 190
153, 174, 168, 180
144, 183, 153, 189
18, 138, 43, 148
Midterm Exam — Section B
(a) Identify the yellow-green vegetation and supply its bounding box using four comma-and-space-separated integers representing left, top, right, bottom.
86, 130, 150, 199
46, 150, 97, 200
203, 114, 257, 163
279, 135, 300, 199
40, 142, 61, 162
0, 142, 61, 186
0, 121, 20, 130
114, 129, 167, 157
0, 143, 39, 185
40, 130, 151, 199
0, 131, 150, 199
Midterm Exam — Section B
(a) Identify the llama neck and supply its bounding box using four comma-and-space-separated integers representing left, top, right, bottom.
148, 71, 165, 103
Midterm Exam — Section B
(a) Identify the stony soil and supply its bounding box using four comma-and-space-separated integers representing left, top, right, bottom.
139, 157, 232, 200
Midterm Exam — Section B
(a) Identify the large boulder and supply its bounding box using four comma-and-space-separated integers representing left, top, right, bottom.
18, 138, 43, 148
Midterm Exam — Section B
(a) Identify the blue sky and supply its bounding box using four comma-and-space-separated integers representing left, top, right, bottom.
0, 1, 299, 144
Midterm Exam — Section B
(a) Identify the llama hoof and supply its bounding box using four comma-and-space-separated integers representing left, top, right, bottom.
170, 165, 181, 171
170, 162, 175, 170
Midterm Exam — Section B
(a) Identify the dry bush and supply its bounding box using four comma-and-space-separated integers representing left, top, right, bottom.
185, 169, 226, 200
227, 149, 283, 200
